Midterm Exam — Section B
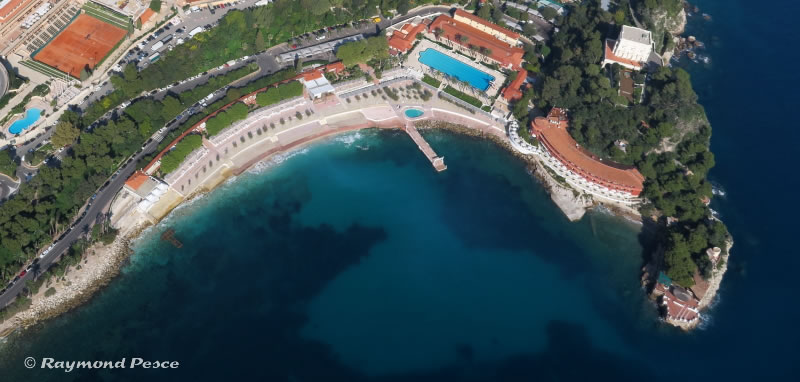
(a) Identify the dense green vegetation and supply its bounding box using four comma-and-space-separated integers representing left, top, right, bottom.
443, 85, 482, 107
0, 150, 17, 177
51, 121, 81, 148
255, 81, 303, 107
0, 59, 255, 282
519, 2, 726, 287
335, 36, 390, 67
149, 0, 161, 12
159, 134, 203, 174
205, 102, 249, 137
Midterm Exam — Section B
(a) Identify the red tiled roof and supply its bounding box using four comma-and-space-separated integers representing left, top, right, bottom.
139, 8, 155, 25
387, 22, 426, 53
428, 15, 524, 70
502, 69, 527, 101
125, 170, 150, 191
300, 68, 324, 81
324, 61, 345, 74
531, 108, 645, 196
453, 9, 520, 40
604, 39, 643, 69
0, 0, 29, 22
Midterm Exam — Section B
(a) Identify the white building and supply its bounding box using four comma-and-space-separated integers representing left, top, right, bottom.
602, 25, 655, 70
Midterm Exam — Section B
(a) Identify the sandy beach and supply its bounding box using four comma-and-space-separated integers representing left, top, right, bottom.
0, 76, 649, 338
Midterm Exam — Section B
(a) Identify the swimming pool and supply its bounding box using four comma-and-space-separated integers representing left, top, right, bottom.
404, 109, 424, 118
8, 108, 42, 135
418, 48, 494, 91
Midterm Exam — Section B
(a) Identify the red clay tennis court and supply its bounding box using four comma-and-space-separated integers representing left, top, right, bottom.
34, 14, 127, 78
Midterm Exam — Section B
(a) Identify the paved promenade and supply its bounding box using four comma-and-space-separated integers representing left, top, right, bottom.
159, 77, 505, 201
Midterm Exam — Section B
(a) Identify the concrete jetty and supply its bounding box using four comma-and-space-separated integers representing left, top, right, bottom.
405, 125, 446, 172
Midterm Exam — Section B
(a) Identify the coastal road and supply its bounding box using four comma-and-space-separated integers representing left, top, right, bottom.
0, 99, 192, 309
0, 3, 454, 309
0, 61, 8, 100
0, 58, 280, 309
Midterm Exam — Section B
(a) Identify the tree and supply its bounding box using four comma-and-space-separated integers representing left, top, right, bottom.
614, 9, 625, 24
149, 0, 161, 12
255, 30, 266, 52
433, 27, 443, 40
51, 121, 80, 148
523, 23, 538, 38
477, 5, 491, 20
79, 67, 89, 81
397, 0, 410, 15
540, 6, 558, 21
0, 149, 16, 176
664, 233, 697, 287
335, 36, 388, 67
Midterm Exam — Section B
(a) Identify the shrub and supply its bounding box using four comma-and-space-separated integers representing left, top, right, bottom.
443, 86, 482, 108
255, 81, 303, 107
159, 134, 203, 174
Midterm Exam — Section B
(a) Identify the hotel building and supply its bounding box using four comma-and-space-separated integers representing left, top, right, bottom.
428, 10, 524, 70
530, 108, 644, 197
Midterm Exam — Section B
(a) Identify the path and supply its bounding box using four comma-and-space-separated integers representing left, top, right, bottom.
405, 124, 446, 171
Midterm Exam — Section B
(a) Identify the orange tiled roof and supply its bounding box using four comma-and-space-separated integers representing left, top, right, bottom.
531, 108, 644, 196
300, 69, 324, 81
139, 8, 155, 25
502, 69, 527, 101
428, 15, 524, 70
324, 61, 345, 74
0, 0, 29, 22
453, 9, 520, 40
125, 170, 150, 191
387, 22, 426, 53
604, 39, 643, 69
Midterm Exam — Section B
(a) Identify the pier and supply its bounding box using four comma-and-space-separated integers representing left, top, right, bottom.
160, 228, 183, 248
405, 125, 447, 172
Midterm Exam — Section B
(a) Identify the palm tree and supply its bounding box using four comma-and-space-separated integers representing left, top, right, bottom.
468, 44, 478, 58
433, 27, 443, 41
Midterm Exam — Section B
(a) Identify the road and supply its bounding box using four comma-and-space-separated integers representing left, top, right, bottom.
0, 85, 213, 308
0, 3, 457, 310
0, 173, 18, 201
0, 60, 8, 100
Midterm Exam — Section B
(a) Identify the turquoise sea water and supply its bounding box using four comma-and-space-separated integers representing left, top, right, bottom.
418, 48, 494, 91
1, 0, 798, 380
8, 108, 41, 134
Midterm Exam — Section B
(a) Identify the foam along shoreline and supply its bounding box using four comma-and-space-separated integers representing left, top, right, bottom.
0, 76, 641, 338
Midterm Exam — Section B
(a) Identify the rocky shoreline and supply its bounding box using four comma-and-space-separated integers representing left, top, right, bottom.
0, 120, 690, 340
0, 227, 143, 338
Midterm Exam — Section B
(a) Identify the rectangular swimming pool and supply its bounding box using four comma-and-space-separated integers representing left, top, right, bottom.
418, 48, 494, 91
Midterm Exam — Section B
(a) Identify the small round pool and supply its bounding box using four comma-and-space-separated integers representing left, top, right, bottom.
9, 108, 42, 135
404, 109, 424, 118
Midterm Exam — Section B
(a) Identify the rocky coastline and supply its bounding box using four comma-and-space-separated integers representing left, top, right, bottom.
0, 227, 143, 338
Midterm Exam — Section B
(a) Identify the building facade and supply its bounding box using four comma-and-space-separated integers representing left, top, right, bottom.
452, 9, 520, 46
428, 13, 524, 70
602, 25, 655, 70
530, 108, 645, 197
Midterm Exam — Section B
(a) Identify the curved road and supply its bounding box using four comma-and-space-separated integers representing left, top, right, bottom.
0, 60, 8, 100
0, 3, 456, 310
